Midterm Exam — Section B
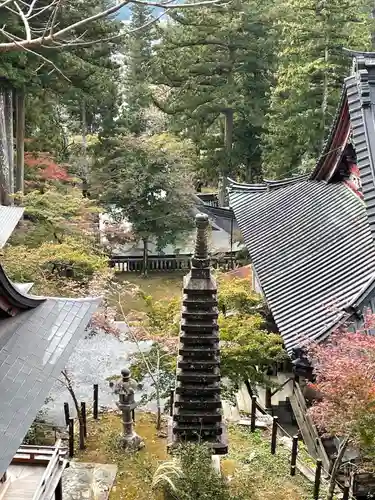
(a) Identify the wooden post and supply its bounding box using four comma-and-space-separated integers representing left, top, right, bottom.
79, 421, 85, 450
265, 387, 272, 409
313, 459, 322, 500
342, 482, 349, 500
93, 384, 98, 419
81, 402, 87, 438
290, 435, 298, 476
170, 389, 174, 416
271, 416, 278, 454
55, 479, 63, 500
68, 418, 74, 458
132, 409, 135, 422
250, 395, 257, 432
64, 402, 70, 427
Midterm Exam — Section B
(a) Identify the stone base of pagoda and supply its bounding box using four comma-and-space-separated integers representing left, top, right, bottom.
166, 416, 228, 455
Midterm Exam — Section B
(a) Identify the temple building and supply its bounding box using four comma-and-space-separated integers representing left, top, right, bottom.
229, 52, 375, 354
0, 207, 101, 499
226, 52, 375, 495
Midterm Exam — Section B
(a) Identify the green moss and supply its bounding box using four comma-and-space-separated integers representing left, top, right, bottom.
77, 414, 315, 500
113, 272, 184, 314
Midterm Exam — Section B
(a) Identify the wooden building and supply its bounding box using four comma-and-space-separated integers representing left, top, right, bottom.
102, 194, 241, 272
228, 52, 375, 489
0, 206, 101, 499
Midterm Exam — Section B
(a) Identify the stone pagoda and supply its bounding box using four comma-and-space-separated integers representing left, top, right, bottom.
169, 213, 228, 455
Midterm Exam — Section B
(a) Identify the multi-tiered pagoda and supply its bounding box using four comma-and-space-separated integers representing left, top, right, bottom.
169, 213, 227, 455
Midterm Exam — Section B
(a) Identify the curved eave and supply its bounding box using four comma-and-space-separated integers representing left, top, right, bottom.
310, 88, 351, 181
227, 175, 308, 193
0, 265, 45, 309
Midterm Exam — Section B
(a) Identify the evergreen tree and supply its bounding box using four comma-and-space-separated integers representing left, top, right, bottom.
262, 0, 374, 179
150, 0, 275, 185
122, 4, 154, 135
92, 133, 195, 275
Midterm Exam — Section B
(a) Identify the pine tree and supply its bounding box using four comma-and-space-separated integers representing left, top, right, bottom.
262, 0, 374, 179
122, 4, 154, 135
150, 0, 275, 186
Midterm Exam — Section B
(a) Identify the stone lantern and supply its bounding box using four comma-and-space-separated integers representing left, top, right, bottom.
109, 368, 144, 451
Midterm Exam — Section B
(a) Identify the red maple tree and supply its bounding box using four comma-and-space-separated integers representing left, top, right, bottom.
24, 152, 71, 183
308, 323, 375, 451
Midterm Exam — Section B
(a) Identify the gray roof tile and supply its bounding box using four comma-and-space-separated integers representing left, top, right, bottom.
0, 206, 24, 248
229, 180, 375, 352
0, 296, 101, 476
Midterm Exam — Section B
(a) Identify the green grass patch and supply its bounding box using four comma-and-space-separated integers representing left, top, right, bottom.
115, 272, 184, 314
77, 413, 315, 500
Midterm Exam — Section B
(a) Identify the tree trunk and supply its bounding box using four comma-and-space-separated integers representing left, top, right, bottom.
81, 99, 89, 197
218, 108, 233, 207
142, 238, 149, 277
327, 436, 350, 500
15, 89, 25, 194
156, 351, 162, 430
0, 89, 10, 205
321, 44, 329, 146
4, 88, 14, 199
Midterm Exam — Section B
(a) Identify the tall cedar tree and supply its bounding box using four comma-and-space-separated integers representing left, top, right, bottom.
92, 134, 195, 274
262, 0, 373, 178
151, 0, 275, 185
0, 0, 122, 195
123, 4, 154, 135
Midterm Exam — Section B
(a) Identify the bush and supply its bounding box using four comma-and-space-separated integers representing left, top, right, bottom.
153, 443, 233, 500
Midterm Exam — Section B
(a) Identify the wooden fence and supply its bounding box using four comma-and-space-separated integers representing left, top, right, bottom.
247, 385, 355, 500
109, 253, 237, 273
289, 380, 331, 473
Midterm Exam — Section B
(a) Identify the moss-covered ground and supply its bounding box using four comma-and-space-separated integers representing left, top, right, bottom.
77, 412, 315, 500
115, 272, 184, 314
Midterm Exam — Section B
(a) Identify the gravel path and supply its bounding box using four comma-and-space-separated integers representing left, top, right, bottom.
42, 323, 152, 425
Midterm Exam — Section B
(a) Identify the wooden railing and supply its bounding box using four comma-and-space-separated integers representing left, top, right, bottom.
289, 381, 331, 472
109, 253, 237, 273
12, 443, 66, 465
196, 193, 219, 207
32, 440, 65, 500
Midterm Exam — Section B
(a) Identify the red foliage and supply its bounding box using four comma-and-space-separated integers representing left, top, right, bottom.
308, 324, 375, 447
24, 152, 71, 182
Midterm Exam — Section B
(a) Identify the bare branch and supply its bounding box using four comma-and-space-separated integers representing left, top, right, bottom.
48, 0, 61, 36
26, 0, 39, 17
13, 1, 31, 40
2, 31, 71, 80
0, 0, 227, 53
131, 0, 226, 8
29, 1, 58, 20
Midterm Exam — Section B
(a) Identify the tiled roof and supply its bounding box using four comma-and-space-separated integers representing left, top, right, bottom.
0, 264, 101, 476
0, 206, 24, 248
229, 180, 375, 352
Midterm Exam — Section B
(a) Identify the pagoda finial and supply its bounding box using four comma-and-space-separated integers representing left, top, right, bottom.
192, 213, 209, 267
